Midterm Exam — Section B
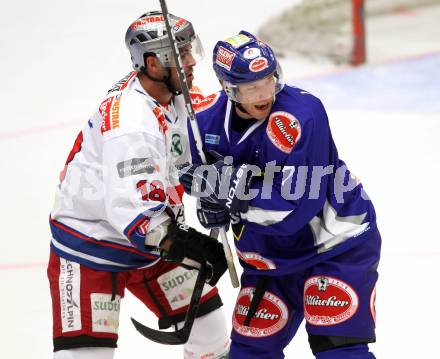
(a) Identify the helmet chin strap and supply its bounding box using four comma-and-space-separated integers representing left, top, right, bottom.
141, 66, 182, 96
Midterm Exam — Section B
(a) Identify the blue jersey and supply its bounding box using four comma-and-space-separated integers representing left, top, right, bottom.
188, 86, 379, 276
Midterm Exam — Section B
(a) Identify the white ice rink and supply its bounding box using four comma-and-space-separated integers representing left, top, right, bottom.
1, 1, 439, 358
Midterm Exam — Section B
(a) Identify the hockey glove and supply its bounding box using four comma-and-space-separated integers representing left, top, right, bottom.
196, 198, 230, 229
163, 221, 227, 286
178, 151, 259, 215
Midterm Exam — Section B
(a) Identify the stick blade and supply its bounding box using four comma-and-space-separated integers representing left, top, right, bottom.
131, 317, 189, 345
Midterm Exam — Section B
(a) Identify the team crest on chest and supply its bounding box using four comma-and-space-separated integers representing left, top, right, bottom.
171, 133, 183, 157
266, 111, 301, 153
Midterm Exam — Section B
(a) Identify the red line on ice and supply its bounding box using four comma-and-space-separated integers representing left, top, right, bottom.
0, 119, 83, 141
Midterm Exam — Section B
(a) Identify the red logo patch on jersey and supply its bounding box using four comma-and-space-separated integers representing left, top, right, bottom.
189, 86, 204, 106
153, 106, 168, 134
370, 285, 376, 326
100, 97, 114, 134
193, 92, 220, 113
110, 94, 121, 130
249, 57, 268, 72
216, 46, 235, 71
266, 111, 301, 153
236, 250, 276, 270
233, 287, 288, 338
304, 276, 359, 326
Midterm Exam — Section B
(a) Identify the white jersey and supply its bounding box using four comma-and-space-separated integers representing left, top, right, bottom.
50, 72, 200, 271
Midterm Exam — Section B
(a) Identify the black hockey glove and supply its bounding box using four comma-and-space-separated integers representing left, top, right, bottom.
163, 221, 227, 286
178, 151, 260, 215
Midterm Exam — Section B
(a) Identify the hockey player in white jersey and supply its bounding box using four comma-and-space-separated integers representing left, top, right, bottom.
47, 11, 230, 359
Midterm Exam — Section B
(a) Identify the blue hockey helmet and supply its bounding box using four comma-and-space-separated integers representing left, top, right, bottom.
212, 31, 284, 103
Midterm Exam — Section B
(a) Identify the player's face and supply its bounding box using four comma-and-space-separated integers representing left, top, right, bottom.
235, 75, 276, 120
170, 44, 197, 90
238, 98, 273, 120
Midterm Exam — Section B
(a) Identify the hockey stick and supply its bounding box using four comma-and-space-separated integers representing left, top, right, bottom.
158, 0, 239, 288
131, 263, 207, 345
130, 2, 238, 345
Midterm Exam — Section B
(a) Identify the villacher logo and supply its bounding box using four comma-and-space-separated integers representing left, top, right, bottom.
304, 276, 359, 326
266, 111, 301, 153
236, 249, 276, 270
233, 287, 288, 338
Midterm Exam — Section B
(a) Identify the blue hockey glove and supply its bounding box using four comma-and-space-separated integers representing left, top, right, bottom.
178, 151, 259, 214
196, 199, 230, 229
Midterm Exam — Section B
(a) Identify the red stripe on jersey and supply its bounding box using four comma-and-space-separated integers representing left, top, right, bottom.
126, 216, 150, 241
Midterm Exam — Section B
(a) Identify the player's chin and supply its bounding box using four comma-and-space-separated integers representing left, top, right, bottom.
185, 73, 194, 88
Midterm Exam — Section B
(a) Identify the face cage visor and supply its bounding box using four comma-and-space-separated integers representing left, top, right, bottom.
156, 35, 204, 68
222, 63, 284, 104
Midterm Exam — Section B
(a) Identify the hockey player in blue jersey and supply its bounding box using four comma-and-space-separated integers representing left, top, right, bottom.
179, 31, 381, 358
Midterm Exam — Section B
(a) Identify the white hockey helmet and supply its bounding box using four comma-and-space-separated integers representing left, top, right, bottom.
125, 11, 203, 70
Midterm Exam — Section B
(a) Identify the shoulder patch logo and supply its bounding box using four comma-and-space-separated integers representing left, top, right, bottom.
304, 276, 359, 326
266, 111, 301, 153
100, 97, 114, 134
233, 288, 288, 338
100, 94, 122, 134
116, 158, 156, 178
110, 94, 121, 130
193, 92, 220, 113
205, 133, 220, 145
